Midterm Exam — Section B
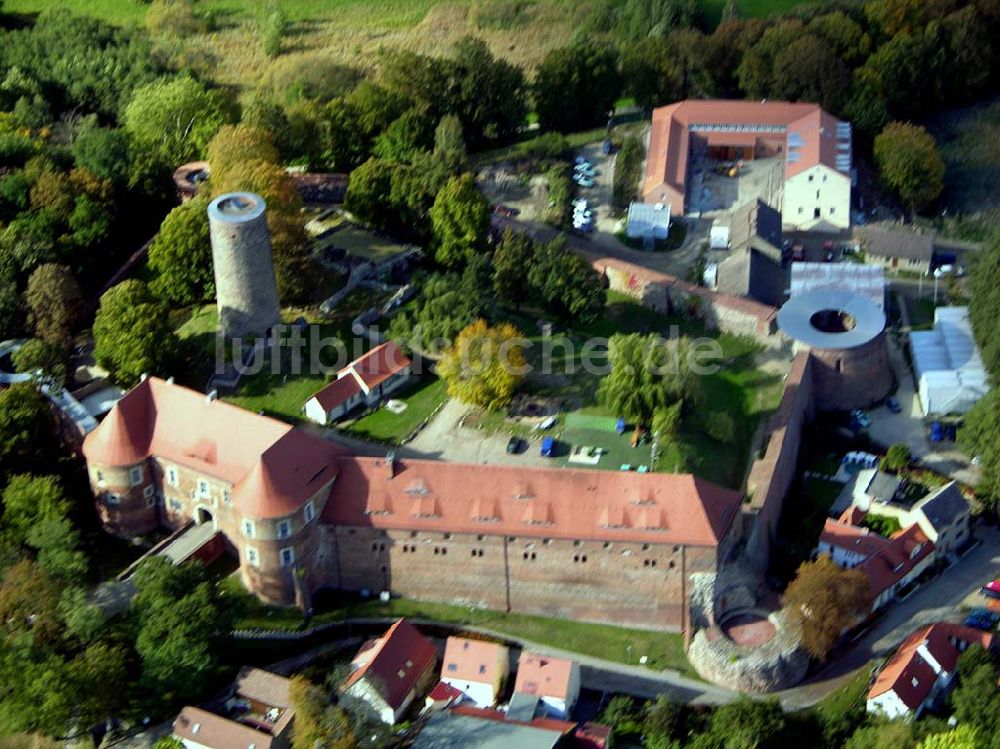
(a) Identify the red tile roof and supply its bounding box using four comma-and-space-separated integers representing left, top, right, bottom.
514, 653, 576, 701
310, 374, 363, 411
442, 637, 507, 686
173, 706, 282, 749
322, 456, 742, 547
427, 680, 464, 704
343, 619, 437, 710
859, 524, 934, 600
575, 722, 612, 749
83, 377, 344, 518
819, 517, 888, 559
868, 622, 993, 710
643, 100, 849, 210
348, 340, 411, 391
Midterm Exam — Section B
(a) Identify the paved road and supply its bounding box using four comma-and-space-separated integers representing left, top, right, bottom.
778, 524, 1000, 710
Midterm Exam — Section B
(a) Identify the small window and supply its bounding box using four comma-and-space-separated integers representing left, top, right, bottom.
143, 485, 155, 499
808, 174, 814, 182
169, 499, 183, 511
443, 532, 452, 540
303, 500, 315, 523
95, 470, 105, 487
246, 547, 259, 567
197, 479, 210, 498
280, 547, 295, 567
798, 206, 804, 214
829, 207, 835, 215
105, 493, 121, 506
145, 494, 156, 508
166, 466, 179, 488
242, 518, 255, 539
822, 174, 827, 182
277, 520, 292, 539
223, 490, 232, 506
129, 466, 143, 486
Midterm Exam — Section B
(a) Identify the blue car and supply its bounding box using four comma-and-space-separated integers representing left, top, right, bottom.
930, 421, 944, 442
964, 614, 995, 631
886, 397, 901, 413
540, 436, 555, 457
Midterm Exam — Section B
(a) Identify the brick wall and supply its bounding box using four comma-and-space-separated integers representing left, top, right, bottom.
324, 526, 720, 632
742, 351, 814, 570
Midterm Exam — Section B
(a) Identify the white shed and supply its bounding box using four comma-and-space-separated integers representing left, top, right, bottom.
910, 307, 989, 415
626, 202, 671, 241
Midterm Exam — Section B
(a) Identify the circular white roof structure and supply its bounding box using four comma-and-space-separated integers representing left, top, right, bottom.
777, 289, 885, 350
208, 192, 266, 224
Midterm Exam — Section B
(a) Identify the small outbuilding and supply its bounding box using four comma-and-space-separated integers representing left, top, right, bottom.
304, 340, 412, 424
910, 307, 989, 415
626, 202, 671, 243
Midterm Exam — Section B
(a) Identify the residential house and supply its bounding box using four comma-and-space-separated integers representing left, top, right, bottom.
715, 200, 788, 307
861, 524, 935, 612
866, 623, 992, 719
855, 226, 934, 275
440, 637, 510, 708
643, 100, 851, 230
512, 652, 581, 719
341, 618, 438, 724
304, 340, 412, 424
851, 468, 902, 510
173, 668, 294, 749
412, 706, 577, 749
817, 517, 888, 570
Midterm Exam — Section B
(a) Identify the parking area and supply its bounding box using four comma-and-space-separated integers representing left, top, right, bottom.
688, 154, 785, 216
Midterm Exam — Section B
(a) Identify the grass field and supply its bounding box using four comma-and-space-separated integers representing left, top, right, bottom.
222, 573, 694, 675
6, 0, 824, 88
342, 375, 448, 443
318, 224, 414, 264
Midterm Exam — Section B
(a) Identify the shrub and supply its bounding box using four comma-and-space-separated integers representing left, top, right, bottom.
705, 411, 736, 442
612, 135, 644, 215
543, 162, 574, 227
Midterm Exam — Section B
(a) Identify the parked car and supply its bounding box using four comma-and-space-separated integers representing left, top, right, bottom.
967, 608, 1000, 625
964, 614, 995, 631
930, 421, 945, 442
602, 138, 614, 155
944, 423, 957, 441
886, 397, 902, 414
506, 436, 524, 454
574, 165, 597, 178
540, 436, 556, 457
575, 177, 595, 188
575, 155, 589, 165
980, 580, 1000, 600
850, 409, 872, 429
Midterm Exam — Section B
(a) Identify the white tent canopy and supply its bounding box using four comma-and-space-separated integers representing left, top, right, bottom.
911, 307, 989, 415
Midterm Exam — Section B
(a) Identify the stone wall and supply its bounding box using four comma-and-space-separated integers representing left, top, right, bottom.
742, 351, 815, 571
584, 254, 782, 346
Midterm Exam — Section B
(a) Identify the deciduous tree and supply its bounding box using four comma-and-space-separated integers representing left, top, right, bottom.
0, 383, 53, 481
429, 174, 491, 268
11, 338, 68, 388
534, 42, 621, 133
1, 474, 70, 546
438, 319, 526, 410
782, 555, 870, 660
874, 122, 945, 218
148, 194, 214, 305
93, 280, 178, 386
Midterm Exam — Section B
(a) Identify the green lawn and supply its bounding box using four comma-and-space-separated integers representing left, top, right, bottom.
341, 375, 448, 443
316, 224, 414, 264
222, 574, 694, 676
814, 662, 875, 723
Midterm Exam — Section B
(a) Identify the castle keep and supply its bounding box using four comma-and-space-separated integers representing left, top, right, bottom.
83, 378, 743, 631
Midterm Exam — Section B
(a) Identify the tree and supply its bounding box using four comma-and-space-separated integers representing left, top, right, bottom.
24, 263, 83, 347
388, 270, 485, 352
705, 411, 736, 442
260, 1, 287, 58
438, 320, 526, 411
967, 235, 1000, 378
205, 124, 280, 178
782, 555, 870, 660
1, 474, 70, 545
429, 174, 491, 268
343, 157, 394, 229
131, 558, 233, 702
845, 722, 915, 749
652, 402, 682, 441
642, 695, 682, 749
93, 280, 179, 386
689, 698, 786, 749
874, 122, 945, 218
11, 338, 68, 388
148, 194, 214, 305
917, 726, 980, 749
58, 587, 106, 645
950, 651, 1000, 738
526, 237, 604, 322
28, 517, 88, 583
492, 230, 535, 309
599, 695, 638, 736
289, 676, 358, 749
0, 383, 53, 480
372, 108, 433, 164
534, 43, 621, 133
434, 115, 468, 173
448, 37, 528, 147
145, 0, 208, 37
0, 558, 62, 645
72, 126, 130, 184
598, 334, 698, 428
123, 76, 233, 166
960, 390, 1000, 513
882, 443, 911, 472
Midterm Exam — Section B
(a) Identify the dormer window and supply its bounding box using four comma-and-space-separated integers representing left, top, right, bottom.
304, 500, 316, 523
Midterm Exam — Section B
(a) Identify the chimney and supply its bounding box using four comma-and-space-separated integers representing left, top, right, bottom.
206, 389, 219, 403
385, 450, 396, 479
166, 376, 175, 385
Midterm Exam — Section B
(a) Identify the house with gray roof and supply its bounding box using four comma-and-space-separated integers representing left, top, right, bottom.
716, 200, 788, 307
855, 226, 935, 275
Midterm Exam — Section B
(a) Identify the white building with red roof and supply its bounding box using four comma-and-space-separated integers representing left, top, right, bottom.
440, 637, 510, 708
304, 340, 411, 424
867, 623, 992, 719
341, 618, 438, 724
512, 652, 580, 719
643, 100, 852, 230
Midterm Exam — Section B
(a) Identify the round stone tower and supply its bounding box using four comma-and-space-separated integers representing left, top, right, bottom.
208, 192, 282, 339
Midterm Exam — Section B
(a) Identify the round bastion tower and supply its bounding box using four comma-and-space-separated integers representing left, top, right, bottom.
207, 192, 282, 340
